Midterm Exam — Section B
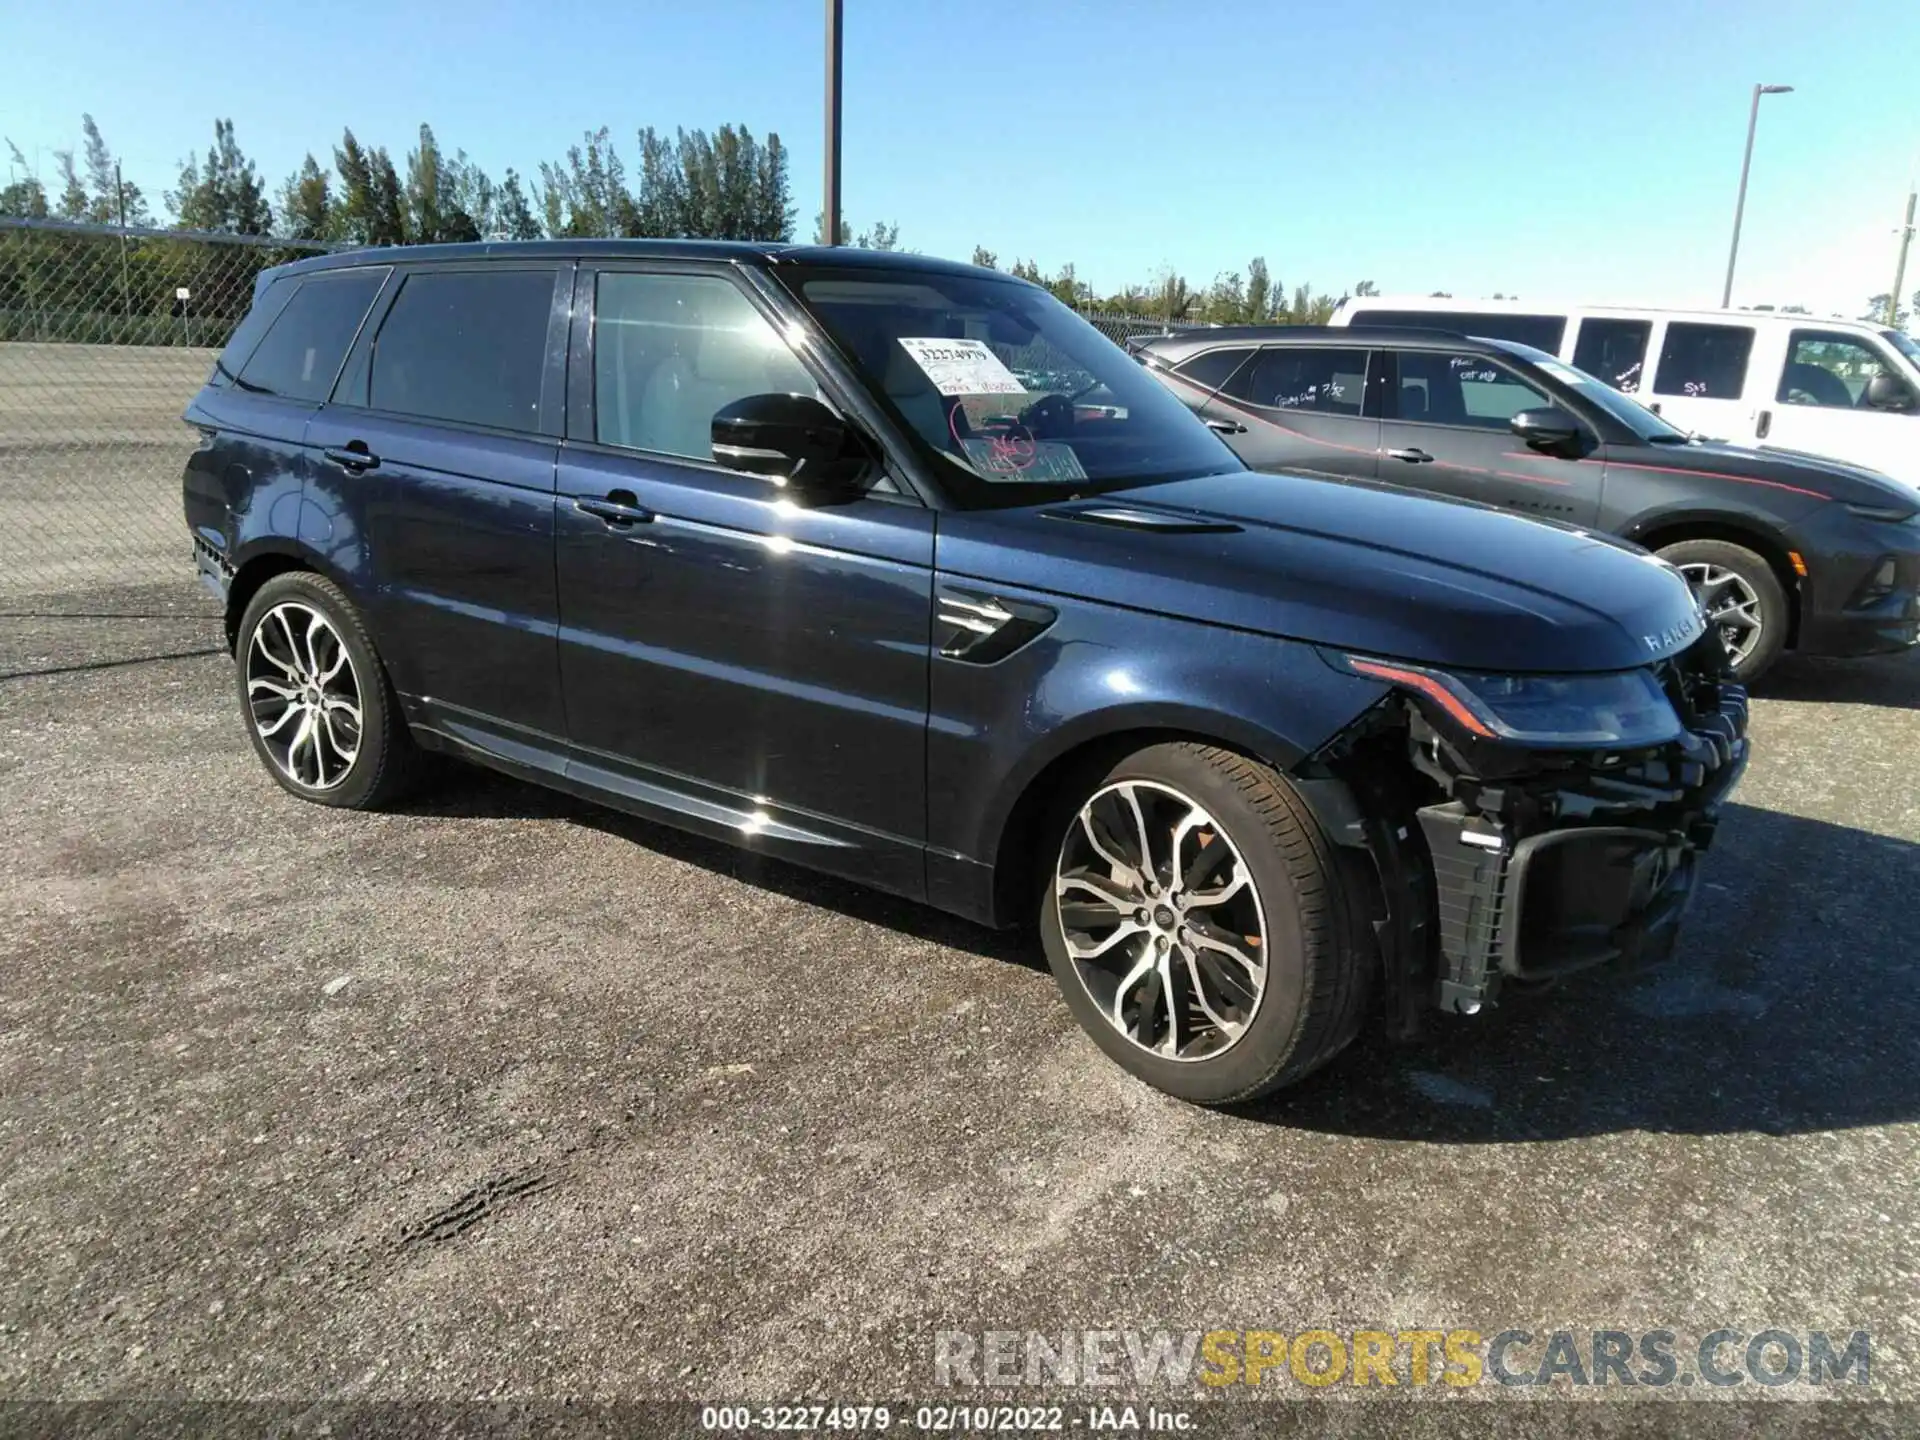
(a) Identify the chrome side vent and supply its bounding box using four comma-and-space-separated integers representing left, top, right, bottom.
1040, 505, 1242, 535
936, 586, 1056, 664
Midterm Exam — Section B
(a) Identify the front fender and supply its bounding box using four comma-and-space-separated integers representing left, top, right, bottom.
926, 585, 1388, 882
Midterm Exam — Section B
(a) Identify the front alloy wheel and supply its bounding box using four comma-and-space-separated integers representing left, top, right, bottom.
247, 601, 363, 790
1038, 743, 1370, 1106
1677, 562, 1764, 670
1656, 538, 1788, 681
1055, 779, 1268, 1061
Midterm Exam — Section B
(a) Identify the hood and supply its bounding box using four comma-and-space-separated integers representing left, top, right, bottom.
1634, 439, 1919, 510
1733, 442, 1918, 507
936, 470, 1705, 674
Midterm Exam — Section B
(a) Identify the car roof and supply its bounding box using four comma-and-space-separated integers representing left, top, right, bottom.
1337, 293, 1877, 331
267, 238, 1013, 285
1136, 324, 1491, 362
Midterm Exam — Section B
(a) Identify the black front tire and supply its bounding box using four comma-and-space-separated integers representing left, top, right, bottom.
1038, 742, 1371, 1107
234, 571, 420, 810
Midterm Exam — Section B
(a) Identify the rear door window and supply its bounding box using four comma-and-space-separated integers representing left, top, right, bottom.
1348, 308, 1567, 353
368, 269, 556, 432
1390, 350, 1550, 429
1652, 323, 1754, 400
1171, 347, 1253, 392
1222, 346, 1370, 415
1571, 318, 1652, 394
234, 270, 386, 401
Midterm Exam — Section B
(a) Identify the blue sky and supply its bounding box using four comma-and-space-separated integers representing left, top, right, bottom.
4, 0, 1916, 316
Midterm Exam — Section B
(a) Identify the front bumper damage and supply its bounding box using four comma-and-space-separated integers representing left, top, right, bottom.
1310, 636, 1749, 1026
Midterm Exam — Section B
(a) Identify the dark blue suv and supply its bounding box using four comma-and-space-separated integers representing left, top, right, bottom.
184, 242, 1748, 1106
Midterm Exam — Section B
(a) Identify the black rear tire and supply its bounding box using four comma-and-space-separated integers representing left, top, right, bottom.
1656, 538, 1788, 682
1038, 742, 1371, 1106
234, 571, 421, 810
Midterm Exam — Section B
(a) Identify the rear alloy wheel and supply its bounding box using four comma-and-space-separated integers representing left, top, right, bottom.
1039, 742, 1369, 1106
235, 572, 419, 809
1656, 539, 1788, 681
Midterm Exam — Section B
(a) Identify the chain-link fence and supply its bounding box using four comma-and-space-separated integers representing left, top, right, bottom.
0, 217, 1211, 610
0, 217, 340, 605
1077, 310, 1212, 347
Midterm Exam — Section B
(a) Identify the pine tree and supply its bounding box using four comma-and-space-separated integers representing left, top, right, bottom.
366, 148, 407, 246
279, 154, 331, 241
1, 140, 49, 217
332, 129, 375, 244
406, 123, 445, 243
971, 246, 998, 269
168, 120, 271, 233
496, 168, 542, 240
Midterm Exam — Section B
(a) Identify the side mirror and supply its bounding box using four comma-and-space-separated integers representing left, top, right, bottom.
1864, 372, 1916, 412
711, 393, 868, 489
1509, 406, 1585, 452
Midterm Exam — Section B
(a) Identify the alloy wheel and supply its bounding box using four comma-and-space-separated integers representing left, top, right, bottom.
1677, 562, 1764, 669
1053, 779, 1268, 1061
245, 602, 363, 791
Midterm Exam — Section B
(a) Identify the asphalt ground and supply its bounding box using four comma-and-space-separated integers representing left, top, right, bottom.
2, 576, 1917, 1437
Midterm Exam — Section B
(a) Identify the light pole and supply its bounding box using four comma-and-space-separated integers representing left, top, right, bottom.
823, 0, 843, 246
1721, 83, 1793, 309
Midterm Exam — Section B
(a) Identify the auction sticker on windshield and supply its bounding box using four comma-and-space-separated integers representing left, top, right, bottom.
898, 338, 1028, 396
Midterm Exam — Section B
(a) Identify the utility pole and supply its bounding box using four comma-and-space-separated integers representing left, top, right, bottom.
1721, 83, 1793, 309
1889, 187, 1916, 328
114, 160, 132, 326
823, 0, 843, 247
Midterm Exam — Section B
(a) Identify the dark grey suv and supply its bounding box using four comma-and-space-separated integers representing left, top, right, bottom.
1137, 326, 1920, 681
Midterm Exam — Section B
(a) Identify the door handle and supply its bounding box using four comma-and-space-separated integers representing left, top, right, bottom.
1204, 418, 1247, 435
1755, 408, 1772, 440
575, 492, 655, 527
1385, 447, 1434, 463
323, 445, 380, 472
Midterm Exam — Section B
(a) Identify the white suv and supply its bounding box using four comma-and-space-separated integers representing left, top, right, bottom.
1330, 297, 1920, 492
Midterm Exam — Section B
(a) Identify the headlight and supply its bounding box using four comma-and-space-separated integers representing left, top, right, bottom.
1326, 652, 1684, 748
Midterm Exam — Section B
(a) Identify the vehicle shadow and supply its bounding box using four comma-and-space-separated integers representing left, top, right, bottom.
395, 766, 1043, 973
1750, 646, 1920, 711
1250, 801, 1920, 1141
405, 774, 1915, 1141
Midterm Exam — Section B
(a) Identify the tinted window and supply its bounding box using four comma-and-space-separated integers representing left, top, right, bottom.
369, 269, 554, 431
1348, 307, 1566, 353
1222, 347, 1369, 416
594, 272, 818, 460
212, 274, 298, 388
235, 270, 384, 401
1171, 347, 1252, 392
1778, 331, 1893, 408
1571, 318, 1651, 394
1391, 350, 1549, 429
1653, 323, 1753, 400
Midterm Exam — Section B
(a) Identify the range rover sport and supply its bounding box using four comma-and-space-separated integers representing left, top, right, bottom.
184, 242, 1748, 1107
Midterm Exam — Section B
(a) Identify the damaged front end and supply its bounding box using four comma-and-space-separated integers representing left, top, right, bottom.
1300, 633, 1749, 1034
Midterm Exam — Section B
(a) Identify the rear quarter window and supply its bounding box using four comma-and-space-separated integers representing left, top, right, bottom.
234, 269, 387, 401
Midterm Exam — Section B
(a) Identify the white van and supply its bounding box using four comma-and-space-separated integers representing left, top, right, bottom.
1329, 297, 1920, 491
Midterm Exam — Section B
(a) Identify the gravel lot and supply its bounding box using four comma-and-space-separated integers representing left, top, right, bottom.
2, 580, 1917, 1435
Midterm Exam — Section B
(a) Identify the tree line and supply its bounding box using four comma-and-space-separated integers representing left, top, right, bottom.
4, 114, 1381, 327
8, 114, 1907, 335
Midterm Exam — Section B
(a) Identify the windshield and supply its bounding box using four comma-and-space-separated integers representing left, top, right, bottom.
785, 267, 1241, 506
1884, 330, 1920, 368
1500, 341, 1693, 443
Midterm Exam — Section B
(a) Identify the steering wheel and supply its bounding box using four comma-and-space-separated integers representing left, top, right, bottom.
1019, 391, 1076, 438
